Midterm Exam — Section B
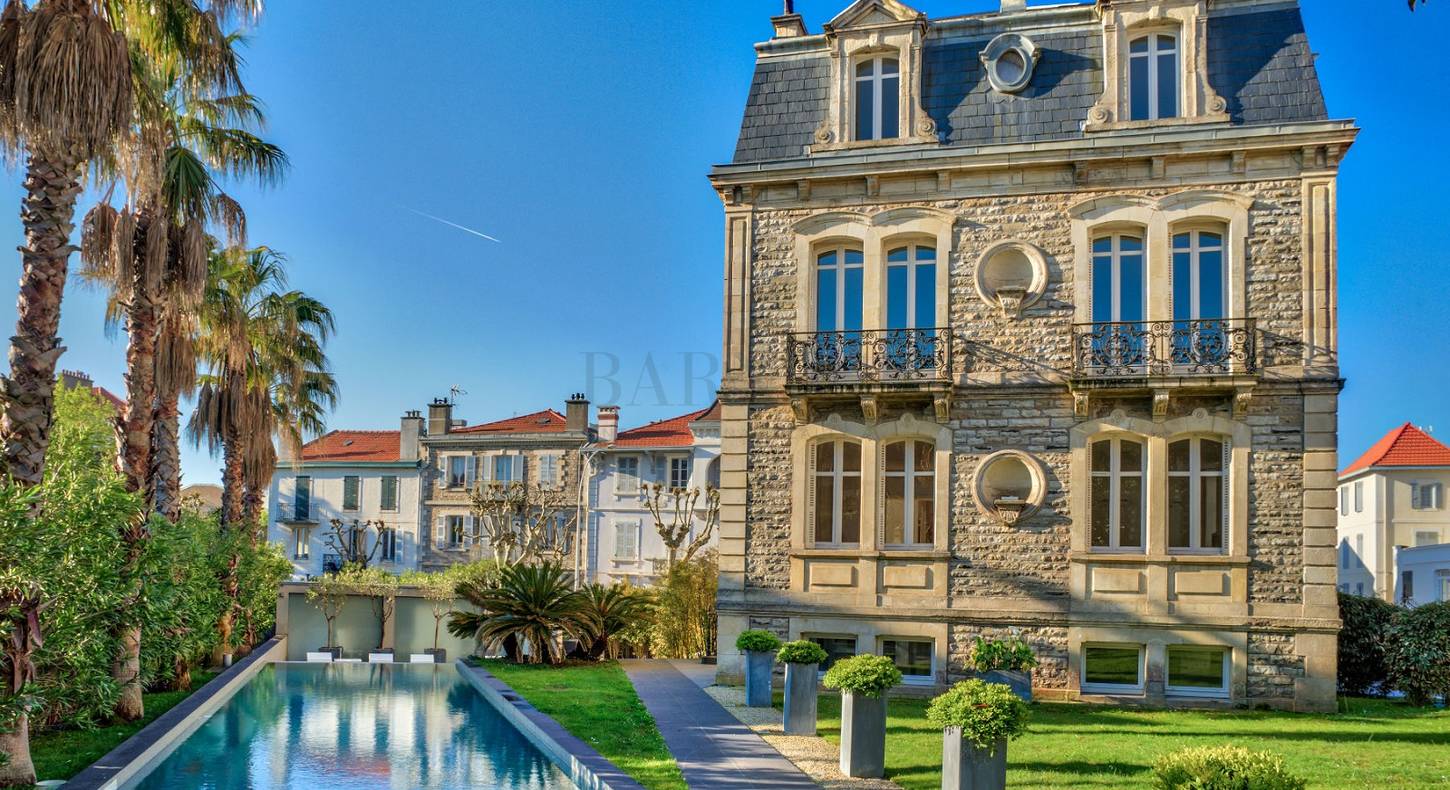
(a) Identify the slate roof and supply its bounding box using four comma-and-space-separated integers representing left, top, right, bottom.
609, 402, 718, 449
453, 409, 571, 434
301, 430, 402, 463
1341, 424, 1450, 478
731, 5, 1329, 164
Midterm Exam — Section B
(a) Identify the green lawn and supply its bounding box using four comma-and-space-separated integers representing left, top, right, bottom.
30, 670, 220, 782
478, 659, 687, 790
798, 693, 1450, 789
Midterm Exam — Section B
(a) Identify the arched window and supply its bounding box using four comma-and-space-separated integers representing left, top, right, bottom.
883, 439, 934, 547
811, 439, 862, 546
855, 57, 900, 141
1168, 437, 1226, 552
1090, 437, 1145, 551
1129, 33, 1178, 121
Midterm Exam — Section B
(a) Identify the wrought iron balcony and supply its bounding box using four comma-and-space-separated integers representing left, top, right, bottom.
786, 327, 952, 385
1071, 318, 1257, 380
321, 553, 343, 574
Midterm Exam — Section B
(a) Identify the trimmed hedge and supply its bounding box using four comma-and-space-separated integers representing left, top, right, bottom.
735, 629, 782, 653
926, 679, 1029, 752
1152, 745, 1306, 790
1386, 601, 1450, 706
823, 654, 902, 698
776, 639, 829, 666
1338, 591, 1397, 696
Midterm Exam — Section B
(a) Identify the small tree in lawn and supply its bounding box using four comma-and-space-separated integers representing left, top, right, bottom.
641, 482, 720, 572
306, 572, 350, 653
469, 453, 579, 566
324, 518, 385, 570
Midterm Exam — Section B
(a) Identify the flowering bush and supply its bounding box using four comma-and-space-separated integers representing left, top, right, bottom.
925, 679, 1029, 753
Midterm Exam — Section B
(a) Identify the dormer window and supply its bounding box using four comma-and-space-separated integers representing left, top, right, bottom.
1128, 34, 1179, 121
854, 57, 900, 141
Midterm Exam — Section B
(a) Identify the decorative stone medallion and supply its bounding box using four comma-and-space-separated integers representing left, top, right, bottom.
975, 240, 1050, 317
980, 33, 1040, 95
972, 449, 1050, 525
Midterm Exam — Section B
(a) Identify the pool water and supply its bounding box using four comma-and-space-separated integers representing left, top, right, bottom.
127, 663, 574, 789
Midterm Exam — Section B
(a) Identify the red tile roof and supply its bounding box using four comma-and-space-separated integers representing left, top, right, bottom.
93, 386, 125, 412
453, 409, 570, 434
611, 403, 717, 448
300, 430, 401, 463
1341, 423, 1450, 477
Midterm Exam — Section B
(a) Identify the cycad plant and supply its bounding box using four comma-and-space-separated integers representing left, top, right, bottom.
577, 582, 652, 660
449, 562, 587, 665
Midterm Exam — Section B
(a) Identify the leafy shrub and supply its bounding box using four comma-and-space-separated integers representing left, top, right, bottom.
777, 640, 829, 666
448, 562, 588, 665
577, 582, 653, 659
926, 680, 1029, 752
1337, 591, 1397, 695
968, 636, 1038, 673
823, 654, 902, 698
736, 629, 782, 653
650, 553, 716, 658
1152, 745, 1306, 790
1385, 601, 1450, 706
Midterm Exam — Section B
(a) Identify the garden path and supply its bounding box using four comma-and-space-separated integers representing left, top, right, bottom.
622, 659, 820, 789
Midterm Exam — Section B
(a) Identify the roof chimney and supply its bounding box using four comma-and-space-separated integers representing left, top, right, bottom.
401, 410, 424, 460
428, 398, 453, 437
565, 393, 590, 434
1000, 0, 1027, 11
598, 406, 620, 443
771, 0, 807, 38
59, 369, 92, 390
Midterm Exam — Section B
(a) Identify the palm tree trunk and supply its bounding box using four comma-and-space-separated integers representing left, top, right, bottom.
110, 624, 143, 721
120, 243, 158, 501
0, 716, 34, 788
149, 390, 182, 522
220, 428, 244, 528
2, 150, 83, 488
241, 481, 263, 533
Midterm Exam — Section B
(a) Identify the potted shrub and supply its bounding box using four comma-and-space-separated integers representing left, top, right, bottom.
927, 679, 1030, 790
306, 573, 350, 658
968, 635, 1037, 701
736, 630, 782, 706
823, 654, 902, 778
404, 569, 457, 662
776, 640, 828, 735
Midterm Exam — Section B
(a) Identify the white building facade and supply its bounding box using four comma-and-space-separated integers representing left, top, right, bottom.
1337, 423, 1450, 603
587, 403, 722, 585
268, 414, 425, 579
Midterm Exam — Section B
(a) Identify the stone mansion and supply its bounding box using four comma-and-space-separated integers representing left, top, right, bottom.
710, 0, 1353, 711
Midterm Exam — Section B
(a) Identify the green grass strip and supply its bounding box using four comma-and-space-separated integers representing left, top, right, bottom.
480, 659, 687, 790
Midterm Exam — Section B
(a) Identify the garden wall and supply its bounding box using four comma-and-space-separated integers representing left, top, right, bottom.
277, 583, 479, 661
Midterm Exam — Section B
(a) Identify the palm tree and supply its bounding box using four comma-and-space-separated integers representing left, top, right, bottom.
448, 563, 588, 665
577, 582, 652, 660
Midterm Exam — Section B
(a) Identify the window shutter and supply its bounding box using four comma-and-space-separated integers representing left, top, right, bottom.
465, 455, 477, 488
517, 454, 528, 484
807, 445, 818, 546
434, 516, 446, 548
465, 515, 476, 545
1222, 440, 1231, 543
878, 443, 888, 546
1412, 484, 1423, 510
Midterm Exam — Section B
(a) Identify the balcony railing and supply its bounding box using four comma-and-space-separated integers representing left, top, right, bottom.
321, 553, 343, 574
1071, 318, 1257, 379
787, 327, 951, 385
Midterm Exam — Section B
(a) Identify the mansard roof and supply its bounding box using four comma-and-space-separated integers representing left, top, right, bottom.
1341, 424, 1450, 478
731, 2, 1328, 164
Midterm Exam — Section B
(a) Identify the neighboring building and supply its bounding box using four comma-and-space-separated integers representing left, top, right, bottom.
418, 394, 594, 572
180, 483, 223, 514
710, 0, 1353, 710
58, 369, 124, 412
587, 402, 722, 585
1337, 423, 1450, 603
267, 418, 425, 579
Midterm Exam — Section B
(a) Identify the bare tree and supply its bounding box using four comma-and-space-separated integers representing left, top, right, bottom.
469, 452, 580, 566
641, 483, 721, 571
324, 518, 386, 570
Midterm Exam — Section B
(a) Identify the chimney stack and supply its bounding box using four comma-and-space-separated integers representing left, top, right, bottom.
771, 0, 807, 39
59, 369, 92, 390
1000, 0, 1027, 11
565, 392, 590, 434
401, 410, 424, 460
598, 406, 620, 443
428, 398, 453, 437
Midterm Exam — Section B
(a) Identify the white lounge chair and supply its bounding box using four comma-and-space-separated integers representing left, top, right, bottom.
305, 652, 334, 663
409, 653, 437, 664
368, 652, 395, 663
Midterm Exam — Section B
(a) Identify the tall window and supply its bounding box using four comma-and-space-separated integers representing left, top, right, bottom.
816, 247, 864, 334
1090, 437, 1144, 551
854, 56, 900, 141
447, 456, 468, 489
447, 516, 465, 548
1354, 480, 1363, 513
883, 440, 934, 547
1401, 571, 1414, 604
342, 476, 360, 511
1092, 234, 1146, 325
669, 457, 691, 490
614, 521, 639, 560
494, 455, 520, 483
293, 476, 311, 521
1168, 437, 1225, 552
812, 439, 862, 546
617, 457, 640, 495
1171, 230, 1225, 322
1128, 33, 1177, 121
379, 527, 397, 562
540, 455, 559, 488
886, 244, 938, 371
1340, 486, 1349, 516
380, 476, 399, 512
292, 527, 310, 559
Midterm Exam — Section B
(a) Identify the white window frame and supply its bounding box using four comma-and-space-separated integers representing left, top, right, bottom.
879, 637, 934, 685
810, 438, 863, 548
815, 245, 865, 333
1415, 530, 1439, 547
1165, 645, 1230, 699
616, 456, 640, 496
446, 515, 466, 548
1340, 485, 1349, 516
853, 55, 900, 142
805, 633, 859, 677
669, 456, 691, 490
446, 455, 470, 489
292, 526, 310, 560
1438, 571, 1450, 603
613, 520, 640, 561
1167, 436, 1228, 554
1089, 437, 1146, 552
885, 243, 937, 330
881, 438, 935, 549
1081, 643, 1146, 695
1171, 228, 1226, 321
1412, 481, 1443, 511
1127, 32, 1178, 121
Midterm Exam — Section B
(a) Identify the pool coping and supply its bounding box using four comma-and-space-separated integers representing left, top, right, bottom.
456, 660, 649, 790
62, 635, 288, 790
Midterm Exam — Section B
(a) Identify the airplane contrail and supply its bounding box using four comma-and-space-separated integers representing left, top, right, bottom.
402, 206, 502, 243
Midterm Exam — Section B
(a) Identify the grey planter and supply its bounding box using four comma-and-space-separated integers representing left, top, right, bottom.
782, 662, 819, 735
744, 650, 774, 707
840, 691, 887, 778
980, 670, 1032, 702
425, 648, 447, 663
941, 729, 1008, 790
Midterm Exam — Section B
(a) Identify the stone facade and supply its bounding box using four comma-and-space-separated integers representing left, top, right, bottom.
710, 0, 1352, 711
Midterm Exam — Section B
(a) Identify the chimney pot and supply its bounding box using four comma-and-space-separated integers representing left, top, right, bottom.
598, 405, 620, 443
427, 398, 453, 437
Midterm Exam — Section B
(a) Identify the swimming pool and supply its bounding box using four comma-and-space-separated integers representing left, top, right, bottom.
124, 663, 574, 789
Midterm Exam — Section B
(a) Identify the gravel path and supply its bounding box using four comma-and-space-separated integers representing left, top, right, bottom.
703, 685, 903, 790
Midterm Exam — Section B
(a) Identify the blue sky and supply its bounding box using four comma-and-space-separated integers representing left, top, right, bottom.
0, 0, 1445, 485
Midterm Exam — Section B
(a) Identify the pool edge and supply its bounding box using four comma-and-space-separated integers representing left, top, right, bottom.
455, 660, 648, 790
63, 636, 288, 790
